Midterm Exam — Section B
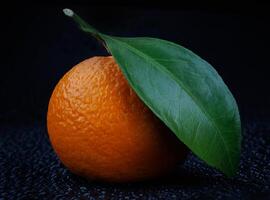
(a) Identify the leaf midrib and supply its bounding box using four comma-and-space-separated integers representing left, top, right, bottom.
105, 35, 234, 174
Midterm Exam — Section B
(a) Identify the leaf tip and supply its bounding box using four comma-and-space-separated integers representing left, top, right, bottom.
63, 8, 74, 17
224, 169, 237, 178
222, 161, 239, 178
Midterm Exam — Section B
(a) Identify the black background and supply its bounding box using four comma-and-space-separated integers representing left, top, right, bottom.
1, 1, 270, 199
1, 1, 270, 123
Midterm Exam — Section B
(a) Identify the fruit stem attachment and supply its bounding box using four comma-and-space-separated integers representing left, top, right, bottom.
63, 8, 109, 51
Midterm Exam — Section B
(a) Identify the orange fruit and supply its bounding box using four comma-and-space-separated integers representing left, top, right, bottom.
47, 56, 187, 182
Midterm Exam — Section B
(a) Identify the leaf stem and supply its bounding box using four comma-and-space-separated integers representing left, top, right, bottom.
63, 8, 109, 51
63, 8, 99, 35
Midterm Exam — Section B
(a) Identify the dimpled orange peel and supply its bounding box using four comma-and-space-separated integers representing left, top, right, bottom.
47, 56, 188, 182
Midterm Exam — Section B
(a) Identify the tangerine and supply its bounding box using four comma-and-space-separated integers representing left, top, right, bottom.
47, 56, 187, 182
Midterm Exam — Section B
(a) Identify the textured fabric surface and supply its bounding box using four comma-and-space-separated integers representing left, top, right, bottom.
0, 119, 270, 199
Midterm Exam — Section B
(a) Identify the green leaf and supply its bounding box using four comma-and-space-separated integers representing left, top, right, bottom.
63, 8, 241, 176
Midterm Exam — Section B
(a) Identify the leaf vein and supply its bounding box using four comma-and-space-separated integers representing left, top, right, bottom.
107, 36, 234, 173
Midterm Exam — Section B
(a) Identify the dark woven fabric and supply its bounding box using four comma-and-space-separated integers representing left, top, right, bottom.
0, 119, 269, 199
